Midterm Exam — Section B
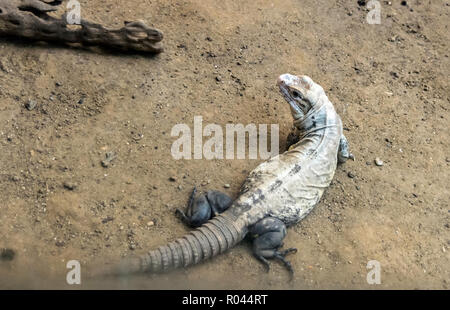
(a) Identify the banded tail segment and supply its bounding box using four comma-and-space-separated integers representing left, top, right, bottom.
114, 212, 247, 274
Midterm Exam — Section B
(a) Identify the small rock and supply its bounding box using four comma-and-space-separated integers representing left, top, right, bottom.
215, 76, 221, 82
55, 241, 65, 247
102, 216, 114, 224
357, 0, 367, 6
401, 1, 407, 6
374, 158, 384, 166
347, 172, 355, 178
0, 61, 9, 73
178, 185, 183, 190
63, 182, 77, 191
78, 98, 85, 105
25, 100, 37, 111
101, 151, 117, 168
146, 221, 154, 227
224, 184, 230, 188
129, 244, 136, 250
169, 176, 177, 182
55, 82, 63, 87
0, 248, 15, 261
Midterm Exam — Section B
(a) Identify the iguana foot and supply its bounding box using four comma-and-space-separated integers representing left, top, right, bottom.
250, 217, 297, 280
175, 187, 232, 227
338, 134, 355, 163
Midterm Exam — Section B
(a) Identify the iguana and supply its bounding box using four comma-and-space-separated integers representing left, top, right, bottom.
111, 74, 353, 277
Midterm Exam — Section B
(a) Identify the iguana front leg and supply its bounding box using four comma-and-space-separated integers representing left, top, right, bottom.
286, 126, 301, 150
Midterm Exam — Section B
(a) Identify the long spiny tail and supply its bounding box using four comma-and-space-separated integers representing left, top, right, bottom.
112, 212, 247, 275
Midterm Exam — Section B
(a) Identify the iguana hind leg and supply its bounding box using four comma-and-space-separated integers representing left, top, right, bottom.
338, 134, 354, 163
250, 217, 298, 280
175, 187, 232, 227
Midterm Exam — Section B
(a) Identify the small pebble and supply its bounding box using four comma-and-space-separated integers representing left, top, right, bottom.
0, 248, 15, 261
215, 76, 221, 82
169, 176, 177, 182
102, 216, 114, 224
374, 158, 384, 166
101, 151, 117, 168
146, 221, 154, 227
25, 100, 37, 111
347, 172, 355, 178
224, 184, 230, 188
63, 182, 77, 191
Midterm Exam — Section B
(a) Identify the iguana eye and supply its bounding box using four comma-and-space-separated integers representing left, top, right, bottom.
292, 91, 300, 98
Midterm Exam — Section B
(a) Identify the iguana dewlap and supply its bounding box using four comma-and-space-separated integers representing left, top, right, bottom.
112, 74, 353, 276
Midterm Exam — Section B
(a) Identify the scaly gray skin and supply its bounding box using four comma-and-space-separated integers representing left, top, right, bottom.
112, 74, 353, 276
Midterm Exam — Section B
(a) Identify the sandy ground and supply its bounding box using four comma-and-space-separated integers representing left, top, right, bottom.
0, 0, 448, 289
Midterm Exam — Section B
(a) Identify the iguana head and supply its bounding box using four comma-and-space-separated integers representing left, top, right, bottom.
277, 74, 325, 120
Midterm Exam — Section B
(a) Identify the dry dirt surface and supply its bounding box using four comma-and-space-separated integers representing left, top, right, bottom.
0, 0, 449, 289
